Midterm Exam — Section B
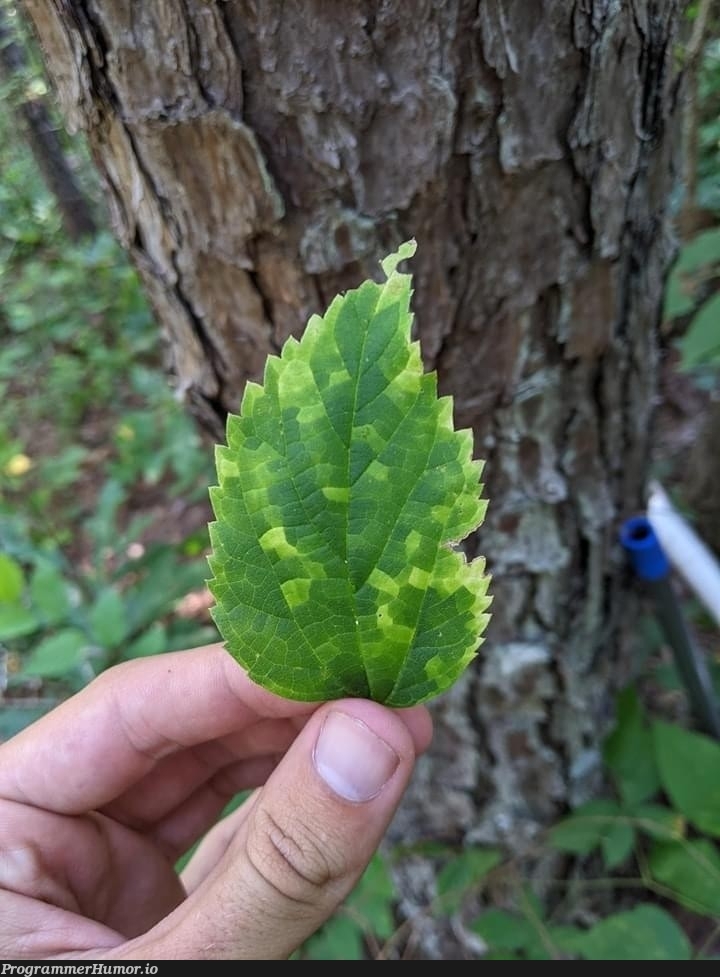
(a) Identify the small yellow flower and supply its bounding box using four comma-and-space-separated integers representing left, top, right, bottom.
672, 814, 686, 839
6, 652, 21, 674
116, 423, 135, 442
3, 454, 33, 477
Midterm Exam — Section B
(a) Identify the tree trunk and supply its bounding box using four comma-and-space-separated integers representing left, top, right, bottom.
25, 0, 683, 955
0, 3, 96, 241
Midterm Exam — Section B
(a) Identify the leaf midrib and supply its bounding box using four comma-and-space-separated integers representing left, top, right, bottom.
343, 289, 378, 697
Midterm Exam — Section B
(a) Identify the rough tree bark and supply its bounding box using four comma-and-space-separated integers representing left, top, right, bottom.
25, 0, 683, 955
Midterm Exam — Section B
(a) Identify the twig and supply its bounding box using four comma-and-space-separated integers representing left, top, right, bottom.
516, 880, 563, 960
694, 919, 720, 960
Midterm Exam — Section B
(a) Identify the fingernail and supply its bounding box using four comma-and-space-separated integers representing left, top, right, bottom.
313, 710, 400, 802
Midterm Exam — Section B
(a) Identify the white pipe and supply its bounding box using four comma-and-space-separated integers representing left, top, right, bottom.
647, 481, 720, 630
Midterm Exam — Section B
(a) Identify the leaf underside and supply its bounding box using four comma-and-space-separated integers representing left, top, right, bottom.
208, 241, 491, 707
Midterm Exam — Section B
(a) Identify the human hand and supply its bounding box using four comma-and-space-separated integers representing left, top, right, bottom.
0, 643, 431, 960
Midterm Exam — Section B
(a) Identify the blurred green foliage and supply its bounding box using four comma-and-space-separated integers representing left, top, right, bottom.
0, 8, 216, 736
467, 689, 720, 960
667, 20, 720, 381
667, 225, 720, 374
303, 689, 720, 960
696, 36, 720, 215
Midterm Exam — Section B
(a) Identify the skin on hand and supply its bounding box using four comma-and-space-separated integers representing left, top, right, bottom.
0, 643, 432, 960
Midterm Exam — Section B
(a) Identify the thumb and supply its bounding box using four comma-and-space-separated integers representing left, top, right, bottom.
123, 699, 429, 960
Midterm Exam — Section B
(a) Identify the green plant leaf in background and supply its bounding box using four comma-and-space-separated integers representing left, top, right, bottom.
603, 686, 661, 808
121, 623, 167, 660
631, 803, 685, 842
0, 553, 24, 603
299, 853, 397, 960
678, 291, 720, 369
472, 908, 537, 954
471, 906, 585, 961
675, 226, 720, 275
0, 704, 53, 744
0, 604, 37, 640
600, 819, 635, 871
435, 847, 503, 914
571, 904, 691, 961
300, 913, 366, 961
88, 587, 129, 650
549, 799, 624, 857
665, 227, 720, 323
653, 720, 720, 837
209, 241, 491, 706
23, 628, 87, 678
649, 838, 720, 916
29, 562, 71, 625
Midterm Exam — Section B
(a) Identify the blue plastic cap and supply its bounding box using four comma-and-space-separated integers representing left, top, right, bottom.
619, 515, 670, 581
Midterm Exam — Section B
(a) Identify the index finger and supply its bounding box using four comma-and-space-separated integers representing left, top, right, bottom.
0, 643, 315, 814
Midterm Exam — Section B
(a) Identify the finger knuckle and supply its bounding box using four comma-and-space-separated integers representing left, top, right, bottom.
247, 806, 345, 906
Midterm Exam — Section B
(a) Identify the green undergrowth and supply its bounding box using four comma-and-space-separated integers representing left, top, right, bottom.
0, 76, 216, 733
296, 687, 720, 960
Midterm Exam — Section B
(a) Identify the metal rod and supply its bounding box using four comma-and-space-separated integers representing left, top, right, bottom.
620, 515, 720, 741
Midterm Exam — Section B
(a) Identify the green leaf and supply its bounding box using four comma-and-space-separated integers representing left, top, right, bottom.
89, 588, 128, 649
300, 854, 396, 960
649, 839, 720, 916
472, 909, 583, 960
518, 884, 544, 920
676, 227, 720, 274
301, 914, 365, 960
653, 662, 686, 693
600, 820, 635, 870
664, 274, 695, 319
23, 628, 87, 678
0, 703, 53, 743
122, 623, 167, 660
0, 553, 24, 603
175, 791, 250, 874
664, 229, 720, 322
163, 624, 219, 653
29, 563, 71, 624
436, 847, 503, 913
549, 925, 591, 958
653, 720, 720, 837
0, 604, 38, 640
346, 853, 397, 939
548, 799, 623, 856
471, 910, 535, 952
481, 951, 523, 961
631, 803, 686, 842
603, 687, 660, 807
209, 242, 491, 706
678, 291, 720, 369
572, 904, 690, 960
